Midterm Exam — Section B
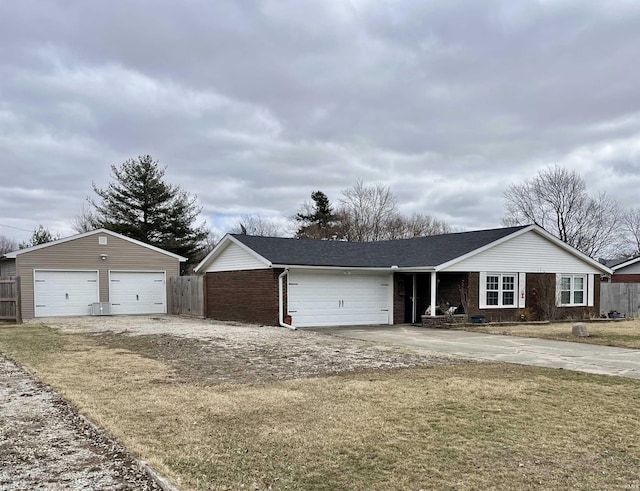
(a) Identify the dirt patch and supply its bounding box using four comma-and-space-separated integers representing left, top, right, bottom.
0, 353, 161, 490
27, 316, 459, 385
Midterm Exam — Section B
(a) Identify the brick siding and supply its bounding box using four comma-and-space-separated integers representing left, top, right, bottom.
205, 269, 283, 325
611, 274, 640, 283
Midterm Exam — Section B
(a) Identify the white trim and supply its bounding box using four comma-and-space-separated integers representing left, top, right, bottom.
518, 272, 526, 308
272, 264, 398, 272
557, 273, 588, 307
5, 229, 187, 261
612, 256, 640, 271
479, 272, 518, 309
588, 274, 595, 307
430, 272, 437, 317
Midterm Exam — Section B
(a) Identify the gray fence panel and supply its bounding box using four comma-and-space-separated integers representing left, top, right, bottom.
169, 276, 205, 317
0, 277, 21, 323
601, 283, 640, 318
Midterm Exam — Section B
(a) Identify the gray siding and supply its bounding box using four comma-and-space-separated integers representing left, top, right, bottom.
616, 261, 640, 274
16, 233, 180, 319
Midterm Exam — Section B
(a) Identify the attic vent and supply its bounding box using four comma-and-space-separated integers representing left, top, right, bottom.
91, 302, 111, 316
99, 236, 108, 245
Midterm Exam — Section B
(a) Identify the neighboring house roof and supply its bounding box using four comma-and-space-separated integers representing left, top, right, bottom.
599, 257, 631, 268
610, 256, 640, 271
195, 224, 612, 274
2, 228, 188, 262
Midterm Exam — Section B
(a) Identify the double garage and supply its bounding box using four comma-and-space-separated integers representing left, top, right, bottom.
287, 271, 392, 327
34, 270, 167, 317
1, 229, 186, 320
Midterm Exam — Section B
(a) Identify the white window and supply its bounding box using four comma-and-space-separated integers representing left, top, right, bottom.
559, 275, 586, 306
480, 273, 517, 308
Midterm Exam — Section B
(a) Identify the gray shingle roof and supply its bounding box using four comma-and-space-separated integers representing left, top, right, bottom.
232, 225, 528, 268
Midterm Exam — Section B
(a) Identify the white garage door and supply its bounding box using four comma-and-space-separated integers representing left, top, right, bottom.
287, 271, 391, 327
34, 270, 99, 317
109, 271, 166, 315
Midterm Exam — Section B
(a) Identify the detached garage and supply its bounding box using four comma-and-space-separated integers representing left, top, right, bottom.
0, 229, 186, 319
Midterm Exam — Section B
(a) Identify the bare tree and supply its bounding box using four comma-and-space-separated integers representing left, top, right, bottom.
621, 208, 640, 256
0, 235, 18, 255
385, 212, 455, 239
503, 165, 621, 257
71, 202, 97, 233
338, 180, 400, 242
336, 181, 455, 242
231, 215, 285, 237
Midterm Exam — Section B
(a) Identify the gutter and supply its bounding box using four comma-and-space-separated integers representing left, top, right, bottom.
278, 269, 296, 330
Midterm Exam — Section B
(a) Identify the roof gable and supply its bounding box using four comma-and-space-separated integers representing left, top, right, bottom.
3, 229, 187, 261
441, 226, 611, 274
194, 235, 271, 273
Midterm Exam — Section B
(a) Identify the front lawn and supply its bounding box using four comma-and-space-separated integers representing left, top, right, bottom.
463, 319, 640, 349
1, 324, 639, 490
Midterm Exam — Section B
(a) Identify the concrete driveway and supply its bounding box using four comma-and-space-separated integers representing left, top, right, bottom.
311, 325, 640, 379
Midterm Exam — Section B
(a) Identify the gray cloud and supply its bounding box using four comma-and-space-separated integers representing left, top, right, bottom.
1, 0, 640, 244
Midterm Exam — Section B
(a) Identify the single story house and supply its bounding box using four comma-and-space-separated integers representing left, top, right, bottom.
608, 256, 640, 282
0, 229, 187, 319
194, 224, 612, 328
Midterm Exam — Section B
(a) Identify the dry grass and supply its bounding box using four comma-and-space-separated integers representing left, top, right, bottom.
463, 319, 640, 349
1, 324, 640, 490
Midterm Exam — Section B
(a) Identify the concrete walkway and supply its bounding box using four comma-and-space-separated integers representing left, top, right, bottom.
311, 325, 640, 380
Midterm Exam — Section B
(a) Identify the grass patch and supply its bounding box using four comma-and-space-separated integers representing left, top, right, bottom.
463, 319, 640, 349
1, 324, 640, 490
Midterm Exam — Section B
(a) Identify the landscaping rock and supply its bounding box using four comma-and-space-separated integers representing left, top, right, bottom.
572, 323, 589, 337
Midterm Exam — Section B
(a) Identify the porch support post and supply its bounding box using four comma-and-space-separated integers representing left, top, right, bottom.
430, 272, 437, 317
412, 273, 417, 324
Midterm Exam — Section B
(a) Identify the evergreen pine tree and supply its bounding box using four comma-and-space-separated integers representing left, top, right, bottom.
91, 155, 208, 270
295, 191, 340, 239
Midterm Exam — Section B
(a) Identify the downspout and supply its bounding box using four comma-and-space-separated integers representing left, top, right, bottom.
278, 269, 296, 330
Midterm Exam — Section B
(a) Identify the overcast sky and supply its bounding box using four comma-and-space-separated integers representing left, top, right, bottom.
2, 0, 640, 245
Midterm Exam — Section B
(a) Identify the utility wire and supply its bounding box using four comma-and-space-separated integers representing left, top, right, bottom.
0, 223, 32, 232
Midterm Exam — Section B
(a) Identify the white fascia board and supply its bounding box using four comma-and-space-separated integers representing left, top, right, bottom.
5, 228, 188, 261
435, 224, 613, 274
194, 234, 272, 273
271, 264, 399, 272
612, 256, 640, 271
391, 266, 437, 273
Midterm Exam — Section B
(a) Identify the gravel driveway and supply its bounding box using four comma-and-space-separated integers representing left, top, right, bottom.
0, 354, 161, 490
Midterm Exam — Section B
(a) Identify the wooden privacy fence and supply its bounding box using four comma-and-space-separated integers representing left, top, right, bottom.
601, 282, 640, 318
0, 277, 21, 323
169, 275, 205, 317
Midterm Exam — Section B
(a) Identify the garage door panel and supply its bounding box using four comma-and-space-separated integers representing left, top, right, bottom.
288, 271, 391, 327
34, 271, 99, 317
110, 272, 166, 315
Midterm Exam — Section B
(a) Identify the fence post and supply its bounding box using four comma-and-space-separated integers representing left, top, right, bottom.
15, 276, 22, 324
